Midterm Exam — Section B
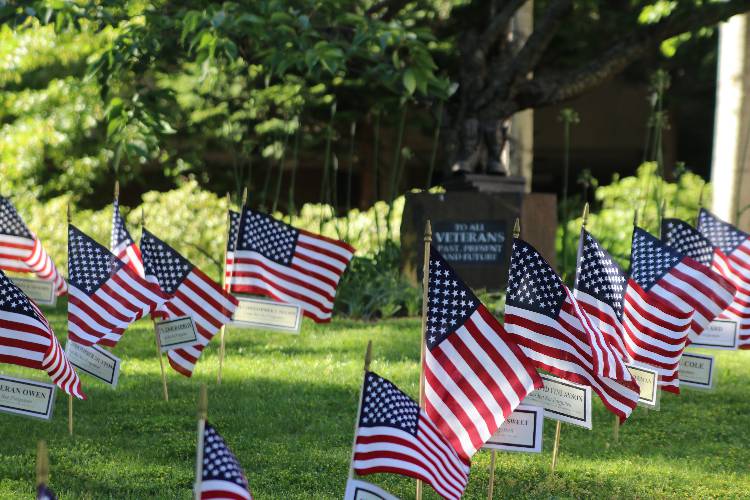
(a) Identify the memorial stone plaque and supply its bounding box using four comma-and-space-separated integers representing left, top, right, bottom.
401, 175, 556, 291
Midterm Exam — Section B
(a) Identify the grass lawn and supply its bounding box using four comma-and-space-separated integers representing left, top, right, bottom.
0, 299, 748, 499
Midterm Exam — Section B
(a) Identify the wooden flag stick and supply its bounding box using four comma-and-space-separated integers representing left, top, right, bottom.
194, 384, 208, 500
416, 220, 432, 500
550, 420, 562, 473
142, 208, 169, 401
218, 187, 247, 384
347, 340, 373, 479
582, 202, 589, 227
658, 199, 666, 237
114, 180, 119, 200
633, 209, 639, 228
613, 414, 620, 443
487, 449, 497, 500
36, 440, 49, 488
67, 204, 74, 436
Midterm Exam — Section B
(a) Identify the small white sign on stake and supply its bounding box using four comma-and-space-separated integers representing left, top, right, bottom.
688, 320, 738, 350
155, 316, 199, 352
679, 352, 716, 390
10, 277, 56, 307
483, 405, 543, 453
522, 374, 592, 429
344, 479, 398, 500
65, 340, 121, 388
231, 296, 302, 334
0, 375, 56, 420
626, 364, 660, 410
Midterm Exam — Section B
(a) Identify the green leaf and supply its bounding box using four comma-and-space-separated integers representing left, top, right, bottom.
402, 69, 416, 95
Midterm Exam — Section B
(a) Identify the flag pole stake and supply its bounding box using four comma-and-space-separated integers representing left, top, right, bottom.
487, 450, 497, 500
347, 340, 373, 479
194, 384, 208, 500
67, 205, 74, 436
36, 440, 49, 488
613, 414, 620, 443
142, 209, 169, 401
633, 209, 639, 228
416, 220, 432, 500
582, 202, 589, 228
658, 199, 666, 237
218, 189, 246, 384
550, 420, 562, 473
114, 180, 119, 200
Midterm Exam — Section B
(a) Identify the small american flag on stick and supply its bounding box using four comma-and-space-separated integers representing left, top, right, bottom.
424, 247, 542, 460
629, 227, 736, 342
197, 422, 253, 500
141, 230, 238, 377
67, 225, 169, 348
504, 238, 641, 422
696, 209, 750, 348
0, 269, 84, 399
575, 228, 693, 393
352, 371, 470, 500
0, 196, 66, 295
110, 198, 145, 278
226, 208, 354, 322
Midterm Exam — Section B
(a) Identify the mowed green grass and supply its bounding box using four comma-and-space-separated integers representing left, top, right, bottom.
0, 299, 749, 499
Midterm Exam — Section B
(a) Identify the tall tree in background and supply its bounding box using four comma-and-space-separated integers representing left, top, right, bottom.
2, 0, 750, 202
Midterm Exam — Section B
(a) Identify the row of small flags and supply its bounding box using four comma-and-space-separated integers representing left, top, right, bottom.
2, 189, 750, 498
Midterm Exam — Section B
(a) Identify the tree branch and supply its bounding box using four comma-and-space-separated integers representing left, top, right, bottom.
511, 0, 750, 112
476, 0, 529, 56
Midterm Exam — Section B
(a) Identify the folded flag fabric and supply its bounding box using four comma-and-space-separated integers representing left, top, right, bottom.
0, 196, 67, 295
198, 422, 253, 500
67, 225, 169, 348
424, 247, 542, 460
344, 478, 399, 500
36, 483, 57, 500
575, 228, 693, 393
110, 198, 145, 278
629, 227, 736, 342
227, 208, 354, 322
504, 238, 640, 422
352, 371, 470, 500
0, 269, 84, 399
696, 209, 750, 348
141, 230, 238, 377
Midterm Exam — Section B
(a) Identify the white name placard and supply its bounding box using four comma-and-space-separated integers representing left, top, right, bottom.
679, 353, 716, 390
483, 405, 543, 453
10, 277, 56, 307
231, 296, 302, 334
523, 374, 592, 429
155, 316, 199, 352
65, 341, 121, 388
688, 320, 738, 350
0, 375, 56, 420
626, 364, 660, 410
344, 478, 398, 500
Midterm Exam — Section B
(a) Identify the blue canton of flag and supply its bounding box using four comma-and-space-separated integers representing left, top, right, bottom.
199, 423, 253, 500
68, 226, 122, 294
141, 230, 193, 294
662, 219, 715, 267
575, 230, 627, 320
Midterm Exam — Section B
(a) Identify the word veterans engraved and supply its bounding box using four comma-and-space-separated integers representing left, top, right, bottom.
626, 365, 660, 410
432, 221, 506, 264
9, 277, 56, 306
0, 375, 56, 420
679, 353, 716, 390
231, 296, 301, 334
688, 320, 738, 350
65, 341, 121, 388
155, 316, 199, 352
523, 374, 592, 429
483, 405, 543, 453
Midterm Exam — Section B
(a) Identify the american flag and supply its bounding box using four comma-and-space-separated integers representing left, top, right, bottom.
0, 269, 84, 399
110, 198, 145, 278
36, 484, 57, 500
141, 230, 238, 377
198, 422, 253, 500
67, 225, 169, 348
227, 208, 354, 322
630, 227, 736, 343
352, 371, 470, 500
0, 196, 67, 295
424, 247, 542, 460
696, 209, 750, 348
504, 238, 641, 422
575, 229, 693, 394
